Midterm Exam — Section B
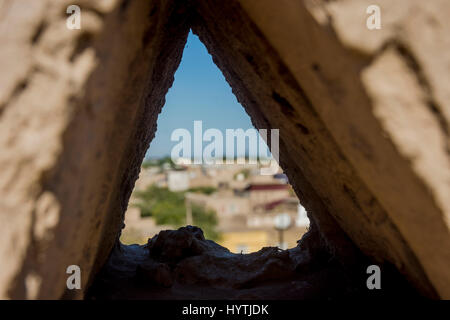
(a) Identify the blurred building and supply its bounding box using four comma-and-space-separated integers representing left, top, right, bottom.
122, 160, 309, 252
167, 170, 189, 191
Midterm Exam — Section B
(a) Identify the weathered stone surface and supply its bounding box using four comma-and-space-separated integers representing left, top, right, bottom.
144, 226, 298, 289
88, 226, 416, 299
192, 0, 449, 298
136, 261, 173, 288
0, 0, 191, 299
0, 0, 448, 299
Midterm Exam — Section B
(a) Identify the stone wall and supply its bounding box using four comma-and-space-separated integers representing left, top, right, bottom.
0, 0, 190, 299
0, 0, 448, 299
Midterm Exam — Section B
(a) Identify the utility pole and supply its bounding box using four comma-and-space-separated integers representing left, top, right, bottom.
274, 213, 291, 250
278, 229, 284, 249
185, 192, 193, 225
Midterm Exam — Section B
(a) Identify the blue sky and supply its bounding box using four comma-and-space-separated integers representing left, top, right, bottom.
145, 31, 257, 158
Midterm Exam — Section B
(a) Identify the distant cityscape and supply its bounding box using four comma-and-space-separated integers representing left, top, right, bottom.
121, 157, 310, 253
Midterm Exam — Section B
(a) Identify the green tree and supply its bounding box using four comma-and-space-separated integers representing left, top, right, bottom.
133, 185, 220, 240
234, 169, 250, 180
191, 204, 220, 241
188, 186, 217, 195
141, 157, 176, 170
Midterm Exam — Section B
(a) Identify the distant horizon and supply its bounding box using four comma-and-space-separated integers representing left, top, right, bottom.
144, 154, 274, 160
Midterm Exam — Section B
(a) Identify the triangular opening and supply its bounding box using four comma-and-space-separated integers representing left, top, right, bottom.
85, 1, 423, 300
120, 31, 309, 253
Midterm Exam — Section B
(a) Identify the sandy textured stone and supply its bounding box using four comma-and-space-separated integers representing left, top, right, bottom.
88, 226, 414, 299
0, 0, 190, 299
